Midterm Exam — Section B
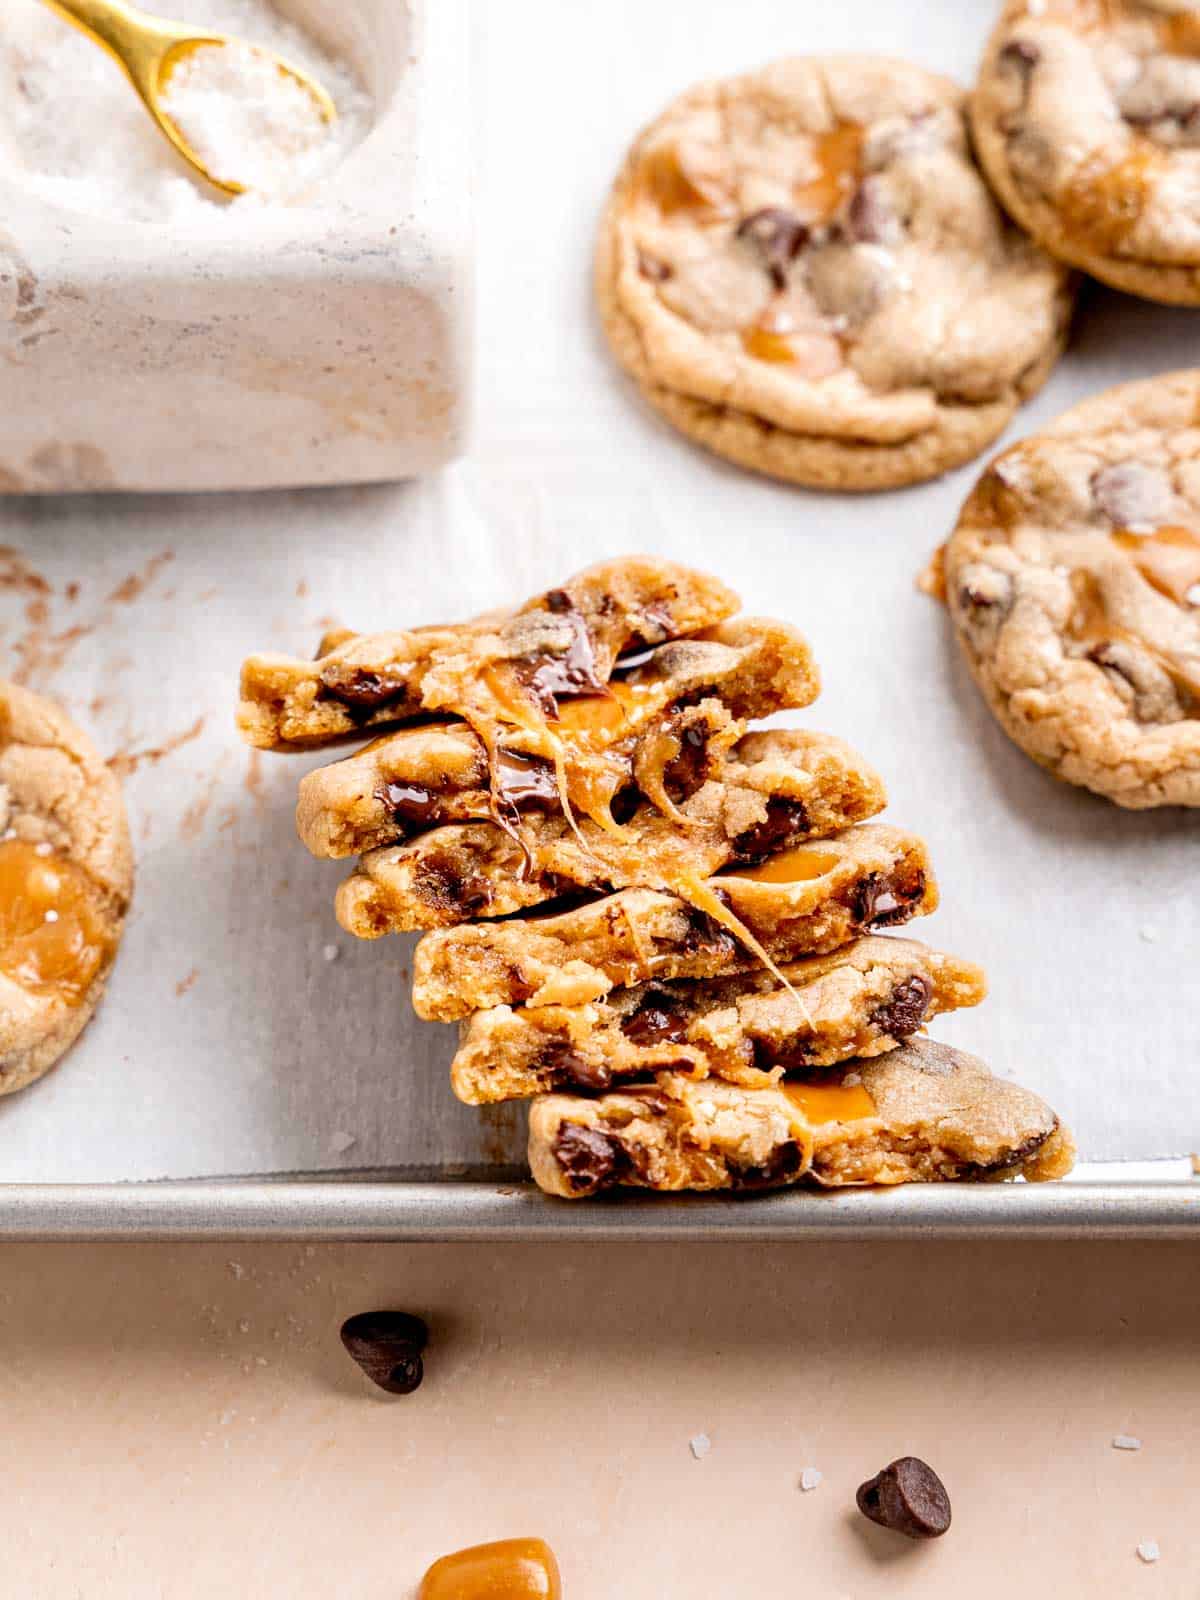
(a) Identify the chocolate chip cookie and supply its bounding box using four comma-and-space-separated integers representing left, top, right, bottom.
451, 935, 986, 1105
335, 729, 885, 935
597, 54, 1073, 490
528, 1038, 1075, 1198
941, 369, 1200, 807
411, 823, 937, 1021
974, 0, 1200, 305
0, 681, 133, 1094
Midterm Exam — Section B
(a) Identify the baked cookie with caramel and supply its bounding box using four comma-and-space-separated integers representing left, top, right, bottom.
597, 54, 1073, 490
451, 935, 986, 1105
411, 823, 937, 1021
974, 0, 1200, 305
529, 1039, 1075, 1198
335, 729, 885, 935
0, 681, 133, 1094
941, 370, 1200, 807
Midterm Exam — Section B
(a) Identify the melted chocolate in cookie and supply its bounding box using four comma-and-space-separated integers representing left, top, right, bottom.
553, 1124, 630, 1193
870, 974, 933, 1039
621, 990, 690, 1047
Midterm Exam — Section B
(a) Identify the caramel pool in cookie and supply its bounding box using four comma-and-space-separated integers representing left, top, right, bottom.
597, 54, 1074, 490
0, 681, 132, 1094
939, 370, 1200, 808
974, 0, 1200, 304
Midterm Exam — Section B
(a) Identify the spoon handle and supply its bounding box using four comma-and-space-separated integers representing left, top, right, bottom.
38, 0, 180, 94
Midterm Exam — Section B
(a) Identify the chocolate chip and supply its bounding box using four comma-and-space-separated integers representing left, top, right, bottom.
492, 750, 559, 812
731, 1139, 803, 1190
736, 207, 810, 289
553, 1124, 630, 1193
637, 250, 673, 282
319, 663, 411, 712
753, 1035, 812, 1074
340, 1310, 428, 1395
515, 607, 608, 714
682, 904, 738, 959
415, 859, 493, 916
547, 1047, 614, 1093
852, 872, 923, 929
1000, 38, 1040, 73
856, 1457, 951, 1540
622, 990, 690, 1047
870, 974, 933, 1039
732, 798, 811, 864
379, 779, 443, 829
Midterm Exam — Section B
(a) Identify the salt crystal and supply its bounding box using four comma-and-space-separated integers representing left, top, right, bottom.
689, 1433, 711, 1460
322, 943, 341, 963
3, 0, 371, 223
1136, 1541, 1160, 1564
1139, 926, 1159, 944
799, 1467, 823, 1492
1112, 1434, 1142, 1451
43, 909, 59, 924
34, 841, 53, 856
237, 1318, 250, 1333
227, 1261, 245, 1280
329, 1130, 357, 1154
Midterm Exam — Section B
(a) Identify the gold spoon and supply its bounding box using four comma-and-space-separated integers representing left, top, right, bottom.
39, 0, 338, 196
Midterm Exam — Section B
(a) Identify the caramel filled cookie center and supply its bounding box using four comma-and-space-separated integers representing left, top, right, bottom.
0, 840, 111, 1005
784, 1080, 878, 1124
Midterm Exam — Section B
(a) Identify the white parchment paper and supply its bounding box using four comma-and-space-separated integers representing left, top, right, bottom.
0, 0, 1196, 1178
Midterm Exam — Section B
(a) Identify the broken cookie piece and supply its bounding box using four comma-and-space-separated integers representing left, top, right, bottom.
450, 935, 986, 1104
528, 1038, 1075, 1198
238, 557, 740, 752
411, 823, 936, 1021
335, 730, 885, 935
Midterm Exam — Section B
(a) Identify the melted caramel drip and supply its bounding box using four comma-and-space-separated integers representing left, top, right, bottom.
675, 874, 814, 1029
419, 1538, 561, 1600
1113, 525, 1200, 606
0, 840, 111, 1006
555, 682, 636, 741
721, 844, 841, 885
795, 123, 865, 223
784, 1080, 878, 1125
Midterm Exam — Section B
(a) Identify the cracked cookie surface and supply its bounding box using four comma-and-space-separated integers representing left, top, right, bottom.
528, 1037, 1075, 1198
941, 369, 1200, 807
597, 54, 1073, 490
411, 823, 936, 1021
0, 681, 133, 1094
451, 935, 985, 1105
336, 729, 885, 935
973, 0, 1200, 304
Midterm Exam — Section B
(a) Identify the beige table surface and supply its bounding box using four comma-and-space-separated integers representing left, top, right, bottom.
0, 1239, 1195, 1597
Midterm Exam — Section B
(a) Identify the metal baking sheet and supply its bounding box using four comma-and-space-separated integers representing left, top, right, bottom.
0, 0, 1197, 1234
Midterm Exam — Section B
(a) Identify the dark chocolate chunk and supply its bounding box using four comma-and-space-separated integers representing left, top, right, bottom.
856, 1457, 952, 1540
1000, 38, 1040, 72
340, 1310, 428, 1395
415, 859, 493, 917
637, 250, 673, 282
319, 663, 411, 712
516, 607, 608, 714
752, 1035, 812, 1074
493, 750, 559, 812
846, 176, 900, 245
660, 723, 710, 802
731, 1138, 803, 1190
547, 1047, 614, 1093
737, 207, 810, 288
379, 779, 443, 829
622, 990, 690, 1047
870, 974, 933, 1040
553, 1124, 630, 1193
682, 903, 739, 959
732, 798, 811, 864
853, 871, 924, 929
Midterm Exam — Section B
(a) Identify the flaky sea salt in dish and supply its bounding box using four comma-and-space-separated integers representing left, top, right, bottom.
0, 0, 371, 222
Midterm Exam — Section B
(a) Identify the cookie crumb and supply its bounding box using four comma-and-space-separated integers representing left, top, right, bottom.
1112, 1434, 1142, 1451
842, 1072, 862, 1088
1136, 1541, 1160, 1564
799, 1466, 823, 1492
689, 1433, 711, 1460
322, 943, 341, 963
237, 1318, 251, 1334
227, 1261, 245, 1280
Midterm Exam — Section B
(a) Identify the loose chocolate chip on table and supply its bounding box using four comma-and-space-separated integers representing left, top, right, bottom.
736, 207, 810, 288
340, 1310, 429, 1395
856, 1456, 952, 1540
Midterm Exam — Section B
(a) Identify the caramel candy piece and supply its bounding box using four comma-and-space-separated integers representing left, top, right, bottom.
0, 840, 112, 1005
419, 1538, 562, 1600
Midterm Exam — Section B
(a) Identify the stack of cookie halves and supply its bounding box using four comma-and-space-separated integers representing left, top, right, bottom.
238, 559, 1074, 1200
